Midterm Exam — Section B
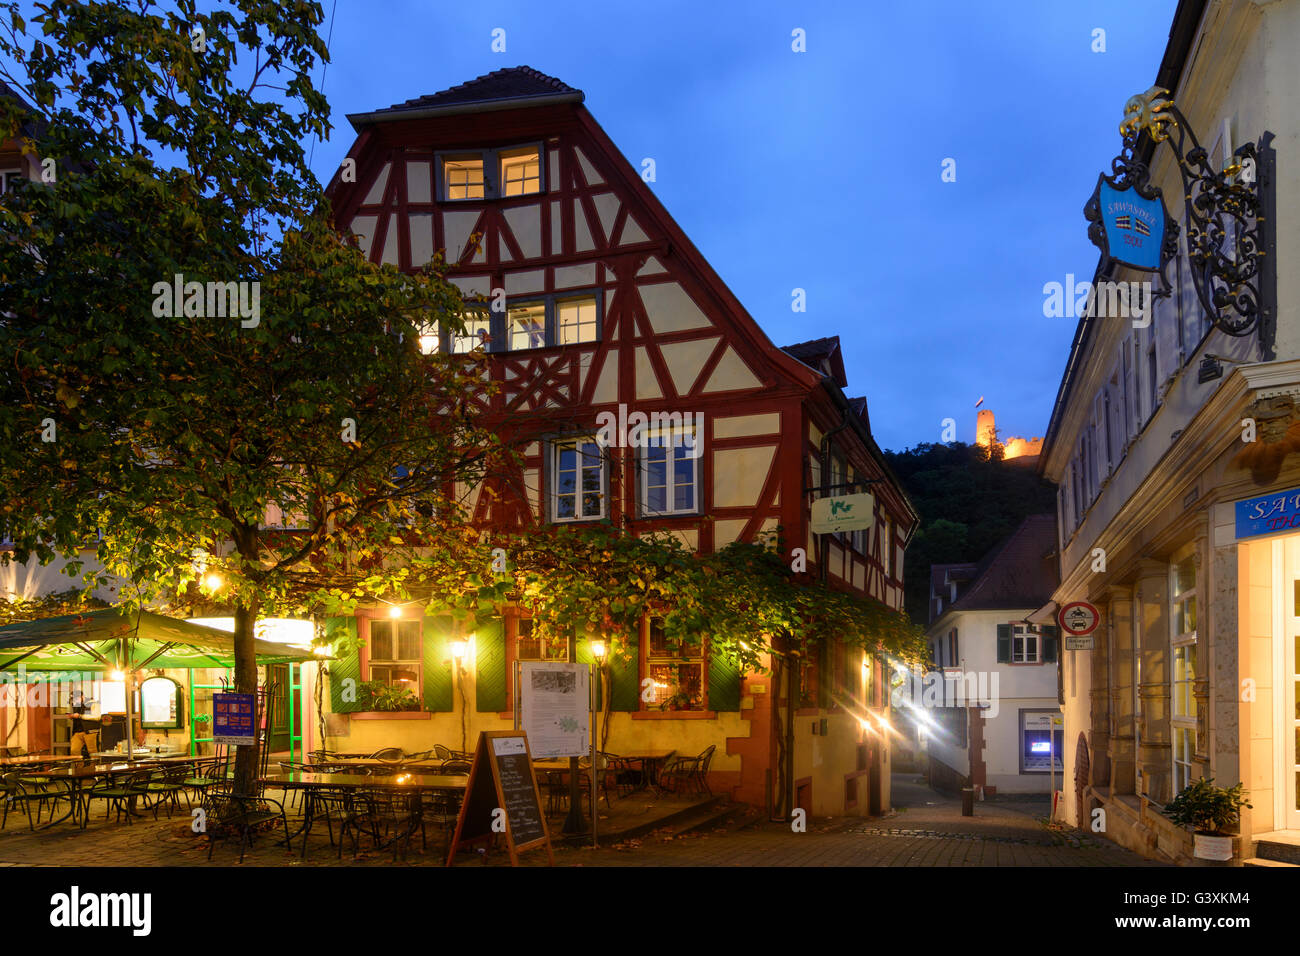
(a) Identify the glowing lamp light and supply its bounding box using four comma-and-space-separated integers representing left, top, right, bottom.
450, 640, 468, 661
388, 604, 403, 619
203, 573, 224, 590
108, 669, 125, 681
312, 645, 331, 658
591, 639, 607, 660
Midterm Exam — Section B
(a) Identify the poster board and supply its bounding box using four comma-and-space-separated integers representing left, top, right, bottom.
517, 661, 589, 759
446, 730, 553, 867
212, 692, 256, 746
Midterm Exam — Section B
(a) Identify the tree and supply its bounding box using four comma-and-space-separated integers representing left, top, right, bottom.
0, 0, 499, 794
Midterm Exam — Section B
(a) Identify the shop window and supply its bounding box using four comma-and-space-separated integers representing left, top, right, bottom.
1171, 555, 1198, 790
1020, 710, 1063, 773
368, 618, 422, 690
516, 618, 566, 661
644, 618, 704, 710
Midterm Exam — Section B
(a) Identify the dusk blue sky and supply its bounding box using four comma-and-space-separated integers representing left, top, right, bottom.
318, 2, 1177, 452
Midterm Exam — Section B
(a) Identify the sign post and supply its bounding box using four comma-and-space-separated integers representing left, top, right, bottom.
810, 493, 875, 535
1058, 601, 1100, 651
446, 730, 553, 867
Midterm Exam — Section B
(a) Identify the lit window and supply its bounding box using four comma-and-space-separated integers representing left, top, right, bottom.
450, 312, 491, 353
1171, 556, 1198, 791
552, 438, 605, 521
1020, 710, 1063, 773
557, 297, 598, 345
644, 618, 704, 711
516, 618, 565, 661
507, 303, 547, 351
369, 619, 422, 690
641, 425, 700, 516
442, 156, 484, 201
499, 147, 541, 197
418, 321, 440, 355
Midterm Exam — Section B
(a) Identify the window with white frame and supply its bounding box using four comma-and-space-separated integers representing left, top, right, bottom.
0, 169, 22, 194
1171, 555, 1199, 792
499, 146, 542, 197
640, 424, 700, 516
516, 618, 565, 661
557, 296, 598, 346
507, 302, 547, 351
450, 311, 491, 353
441, 154, 485, 201
551, 438, 606, 521
368, 618, 422, 690
1012, 623, 1040, 663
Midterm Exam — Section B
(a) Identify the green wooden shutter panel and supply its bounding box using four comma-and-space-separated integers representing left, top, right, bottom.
326, 617, 362, 714
609, 630, 640, 712
475, 617, 507, 713
995, 624, 1011, 664
1042, 625, 1059, 662
708, 645, 742, 712
422, 614, 454, 712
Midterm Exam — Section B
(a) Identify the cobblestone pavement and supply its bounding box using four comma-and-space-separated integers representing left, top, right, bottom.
0, 775, 1160, 867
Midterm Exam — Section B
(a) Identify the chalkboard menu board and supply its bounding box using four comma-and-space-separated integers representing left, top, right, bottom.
446, 731, 553, 867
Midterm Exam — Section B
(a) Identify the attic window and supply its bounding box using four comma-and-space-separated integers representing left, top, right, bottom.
437, 143, 545, 201
499, 147, 541, 196
442, 155, 484, 200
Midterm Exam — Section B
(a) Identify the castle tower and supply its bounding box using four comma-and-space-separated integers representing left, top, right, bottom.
976, 408, 995, 448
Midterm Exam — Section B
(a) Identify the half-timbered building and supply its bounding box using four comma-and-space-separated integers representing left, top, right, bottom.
313, 67, 918, 817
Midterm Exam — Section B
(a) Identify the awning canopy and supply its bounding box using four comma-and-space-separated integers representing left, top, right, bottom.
0, 608, 313, 673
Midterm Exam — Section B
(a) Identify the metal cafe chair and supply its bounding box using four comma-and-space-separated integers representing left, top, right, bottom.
368, 747, 405, 761
1, 771, 58, 830
200, 782, 294, 864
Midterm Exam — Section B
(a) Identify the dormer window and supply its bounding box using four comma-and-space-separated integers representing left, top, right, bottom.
437, 144, 544, 201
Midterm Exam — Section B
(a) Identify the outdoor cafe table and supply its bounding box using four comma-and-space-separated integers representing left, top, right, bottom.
259, 771, 468, 858
17, 762, 152, 829
0, 754, 82, 769
533, 751, 674, 794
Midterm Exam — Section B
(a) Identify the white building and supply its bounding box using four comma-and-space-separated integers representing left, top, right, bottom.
1042, 0, 1300, 864
924, 516, 1061, 795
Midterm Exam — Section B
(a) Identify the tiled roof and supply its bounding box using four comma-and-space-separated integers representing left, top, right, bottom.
363, 66, 582, 118
781, 336, 846, 388
943, 514, 1058, 615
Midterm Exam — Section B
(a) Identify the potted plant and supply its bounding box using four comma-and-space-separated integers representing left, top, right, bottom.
359, 680, 420, 712
1163, 778, 1252, 861
192, 713, 211, 739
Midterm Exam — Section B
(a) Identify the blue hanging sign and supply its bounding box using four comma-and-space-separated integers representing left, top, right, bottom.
1235, 487, 1300, 539
1095, 181, 1166, 270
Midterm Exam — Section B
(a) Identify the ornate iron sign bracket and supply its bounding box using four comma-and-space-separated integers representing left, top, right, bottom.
1086, 86, 1272, 341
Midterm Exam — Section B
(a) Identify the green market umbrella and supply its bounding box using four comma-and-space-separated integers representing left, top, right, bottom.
0, 608, 313, 673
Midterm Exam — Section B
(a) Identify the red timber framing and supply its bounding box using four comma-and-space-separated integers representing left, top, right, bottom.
323, 69, 918, 813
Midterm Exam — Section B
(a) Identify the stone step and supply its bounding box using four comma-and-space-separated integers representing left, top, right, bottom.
1253, 839, 1300, 865
1243, 857, 1298, 867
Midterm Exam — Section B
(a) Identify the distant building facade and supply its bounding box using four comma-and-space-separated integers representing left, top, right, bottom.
922, 516, 1061, 795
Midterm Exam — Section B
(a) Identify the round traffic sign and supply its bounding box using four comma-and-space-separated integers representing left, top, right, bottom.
1058, 601, 1099, 636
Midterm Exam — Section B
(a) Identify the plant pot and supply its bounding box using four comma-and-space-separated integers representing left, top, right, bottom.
1193, 832, 1234, 862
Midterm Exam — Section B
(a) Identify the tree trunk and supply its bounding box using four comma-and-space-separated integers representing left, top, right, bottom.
232, 600, 260, 797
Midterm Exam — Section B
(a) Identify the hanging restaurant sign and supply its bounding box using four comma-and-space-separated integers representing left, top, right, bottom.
1084, 86, 1272, 340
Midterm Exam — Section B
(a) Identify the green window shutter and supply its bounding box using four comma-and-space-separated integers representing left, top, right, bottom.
326, 617, 362, 714
422, 614, 454, 712
575, 637, 603, 711
996, 624, 1011, 664
708, 645, 742, 712
475, 617, 507, 713
609, 630, 640, 712
1042, 626, 1059, 662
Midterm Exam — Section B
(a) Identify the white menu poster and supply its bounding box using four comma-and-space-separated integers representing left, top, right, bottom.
518, 662, 589, 759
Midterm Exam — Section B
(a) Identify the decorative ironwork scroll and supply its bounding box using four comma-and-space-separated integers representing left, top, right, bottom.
1088, 86, 1267, 338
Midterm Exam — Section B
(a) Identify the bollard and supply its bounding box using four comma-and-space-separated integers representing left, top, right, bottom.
960, 787, 974, 816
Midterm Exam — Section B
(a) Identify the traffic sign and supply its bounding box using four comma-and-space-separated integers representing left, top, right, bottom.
1058, 601, 1100, 636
